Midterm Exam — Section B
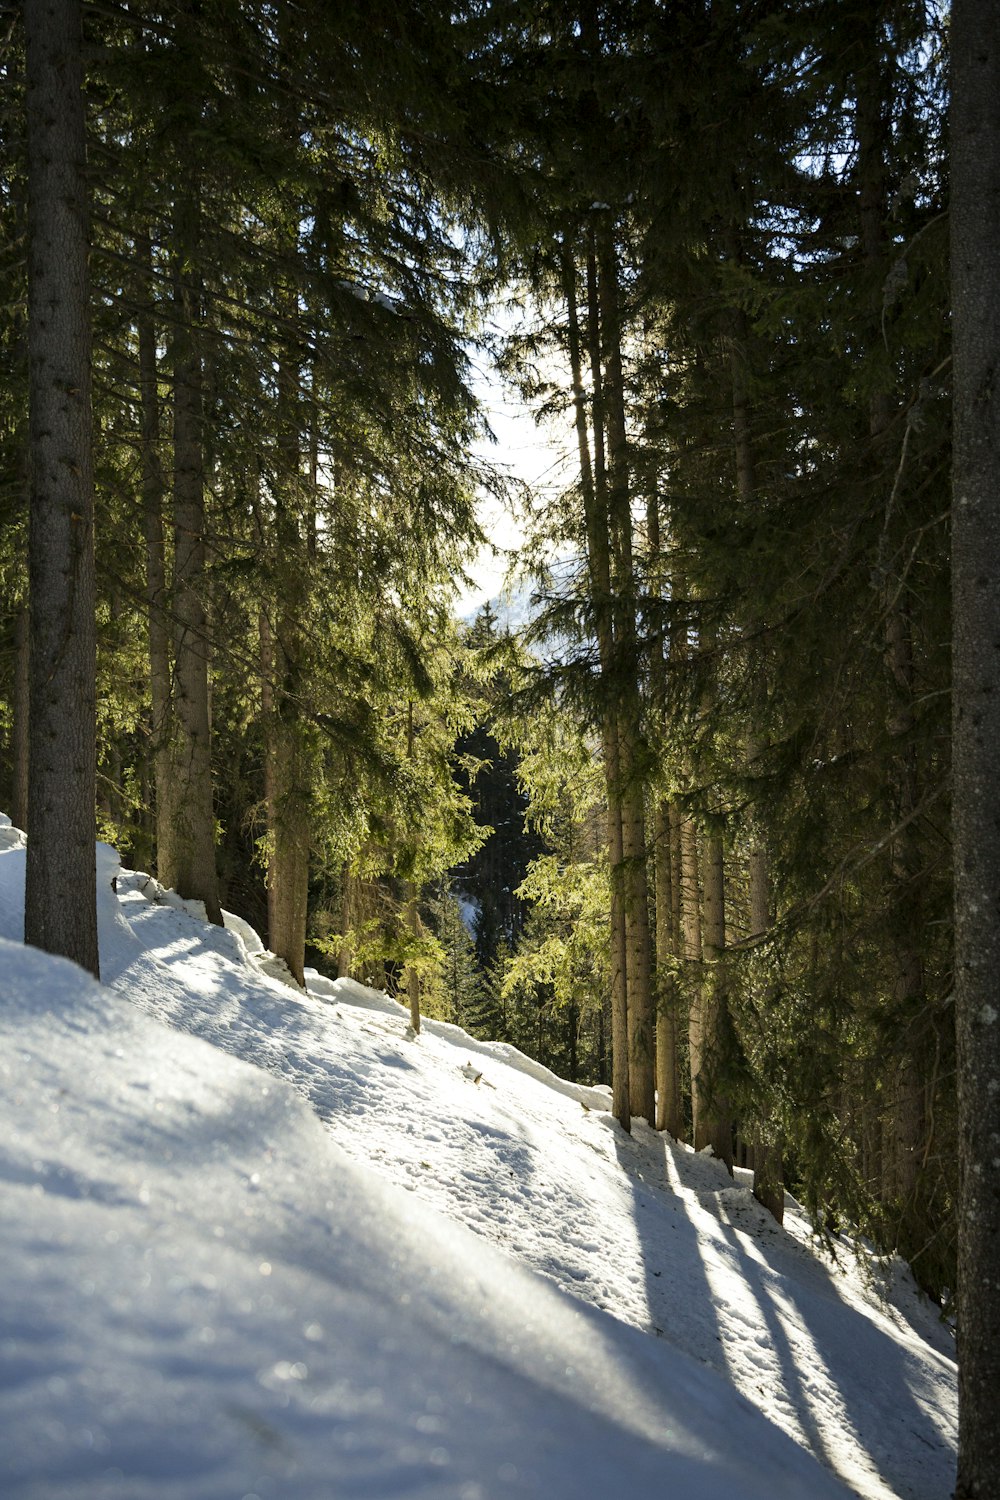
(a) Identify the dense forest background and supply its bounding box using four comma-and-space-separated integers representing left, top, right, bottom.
0, 0, 957, 1307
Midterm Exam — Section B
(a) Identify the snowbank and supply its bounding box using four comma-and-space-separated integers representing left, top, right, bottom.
0, 827, 955, 1498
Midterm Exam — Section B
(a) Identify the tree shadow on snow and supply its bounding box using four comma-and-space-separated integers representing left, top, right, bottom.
609, 1122, 954, 1500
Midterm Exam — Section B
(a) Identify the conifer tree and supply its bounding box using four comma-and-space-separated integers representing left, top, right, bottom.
23, 0, 98, 976
951, 0, 1000, 1490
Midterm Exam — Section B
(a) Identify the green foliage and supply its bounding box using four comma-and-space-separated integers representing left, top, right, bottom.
475, 0, 954, 1290
425, 881, 485, 1025
0, 0, 957, 1295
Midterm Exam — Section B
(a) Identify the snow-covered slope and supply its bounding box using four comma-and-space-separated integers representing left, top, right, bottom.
0, 822, 957, 1499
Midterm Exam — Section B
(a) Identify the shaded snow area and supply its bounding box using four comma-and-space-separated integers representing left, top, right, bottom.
0, 820, 956, 1499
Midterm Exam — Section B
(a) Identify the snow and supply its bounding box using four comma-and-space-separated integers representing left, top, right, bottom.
0, 817, 957, 1499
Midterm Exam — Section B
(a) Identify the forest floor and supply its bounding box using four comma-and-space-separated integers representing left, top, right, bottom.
0, 813, 956, 1500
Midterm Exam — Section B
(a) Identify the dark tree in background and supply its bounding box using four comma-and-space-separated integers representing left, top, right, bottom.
23, 0, 98, 977
951, 1, 1000, 1493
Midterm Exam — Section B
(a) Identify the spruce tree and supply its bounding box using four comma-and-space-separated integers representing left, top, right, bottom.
951, 1, 1000, 1490
23, 0, 98, 976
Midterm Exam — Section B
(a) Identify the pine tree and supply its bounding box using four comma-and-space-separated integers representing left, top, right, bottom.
22, 0, 98, 976
951, 1, 1000, 1490
427, 880, 484, 1027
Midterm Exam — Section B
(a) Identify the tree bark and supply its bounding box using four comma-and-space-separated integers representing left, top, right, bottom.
137, 231, 174, 883
682, 599, 733, 1169
564, 242, 630, 1131
595, 225, 655, 1125
697, 825, 733, 1170
748, 798, 783, 1221
259, 19, 312, 985
23, 0, 98, 977
259, 607, 308, 987
680, 812, 702, 1133
263, 653, 311, 986
647, 493, 683, 1136
653, 795, 683, 1135
261, 291, 312, 985
729, 294, 783, 1215
951, 3, 1000, 1493
405, 882, 422, 1034
857, 13, 927, 1225
160, 189, 222, 923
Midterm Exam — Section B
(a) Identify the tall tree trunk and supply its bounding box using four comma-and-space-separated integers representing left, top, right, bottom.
680, 812, 702, 1136
263, 634, 311, 986
951, 4, 1000, 1493
697, 822, 733, 1170
748, 838, 770, 939
403, 702, 423, 1034
259, 606, 309, 987
748, 788, 783, 1221
728, 292, 783, 1214
682, 598, 733, 1169
260, 16, 312, 985
595, 225, 655, 1125
563, 242, 630, 1131
23, 0, 98, 977
405, 882, 422, 1034
668, 798, 688, 1116
137, 231, 174, 882
857, 15, 926, 1225
647, 493, 683, 1136
669, 799, 683, 983
653, 796, 683, 1135
262, 285, 312, 985
160, 190, 221, 923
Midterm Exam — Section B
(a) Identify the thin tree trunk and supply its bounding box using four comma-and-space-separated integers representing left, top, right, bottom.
683, 601, 733, 1169
264, 661, 311, 986
594, 227, 655, 1125
669, 800, 683, 977
882, 594, 926, 1216
98, 738, 123, 832
698, 826, 733, 1170
653, 797, 683, 1134
403, 701, 422, 1034
729, 293, 783, 1215
598, 230, 654, 1121
668, 813, 686, 1138
405, 882, 422, 1034
23, 0, 98, 976
680, 813, 702, 1136
259, 16, 311, 985
857, 19, 926, 1222
161, 190, 221, 923
137, 230, 174, 882
748, 842, 770, 938
260, 600, 309, 987
748, 801, 783, 1221
951, 4, 1000, 1492
563, 242, 630, 1131
262, 302, 311, 984
647, 491, 683, 1136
